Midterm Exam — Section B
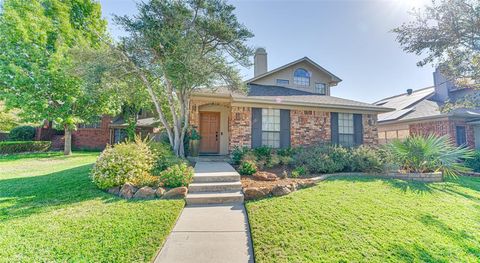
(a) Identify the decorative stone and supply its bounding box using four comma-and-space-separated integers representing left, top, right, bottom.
243, 187, 270, 200
107, 186, 120, 196
119, 183, 138, 199
287, 183, 297, 192
163, 187, 188, 199
253, 171, 278, 181
133, 186, 156, 199
155, 187, 166, 198
271, 185, 291, 197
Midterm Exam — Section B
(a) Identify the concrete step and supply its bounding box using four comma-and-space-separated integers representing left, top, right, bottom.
193, 172, 240, 183
186, 191, 244, 205
189, 181, 242, 193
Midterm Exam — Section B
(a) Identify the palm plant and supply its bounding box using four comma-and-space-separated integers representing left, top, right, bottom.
387, 134, 474, 177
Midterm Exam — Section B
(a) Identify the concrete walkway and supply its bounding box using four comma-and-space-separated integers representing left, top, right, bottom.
154, 162, 254, 263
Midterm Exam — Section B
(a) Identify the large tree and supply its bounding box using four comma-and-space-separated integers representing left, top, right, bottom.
90, 0, 253, 157
393, 0, 480, 107
0, 0, 118, 154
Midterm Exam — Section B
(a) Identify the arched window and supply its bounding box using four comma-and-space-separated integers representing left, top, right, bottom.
293, 68, 310, 86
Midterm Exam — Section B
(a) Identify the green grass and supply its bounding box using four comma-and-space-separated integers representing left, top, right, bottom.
246, 176, 480, 262
0, 151, 184, 262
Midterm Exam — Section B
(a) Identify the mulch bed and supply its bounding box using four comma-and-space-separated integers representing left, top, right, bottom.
241, 175, 313, 190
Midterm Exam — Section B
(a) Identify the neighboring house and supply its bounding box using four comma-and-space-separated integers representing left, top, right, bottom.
189, 48, 391, 155
374, 68, 480, 149
35, 110, 160, 150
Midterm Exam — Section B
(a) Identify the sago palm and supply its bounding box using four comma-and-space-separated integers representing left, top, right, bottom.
387, 134, 474, 177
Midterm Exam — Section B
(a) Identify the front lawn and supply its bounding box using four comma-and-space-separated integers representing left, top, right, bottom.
246, 176, 480, 262
0, 152, 184, 262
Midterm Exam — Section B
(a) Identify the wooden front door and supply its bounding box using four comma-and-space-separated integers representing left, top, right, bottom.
199, 112, 220, 153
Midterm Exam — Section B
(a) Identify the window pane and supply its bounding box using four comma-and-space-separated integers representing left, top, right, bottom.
315, 83, 326, 94
276, 79, 289, 85
293, 68, 310, 86
338, 113, 354, 147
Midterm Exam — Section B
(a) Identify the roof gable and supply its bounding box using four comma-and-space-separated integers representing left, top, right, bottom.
246, 57, 342, 84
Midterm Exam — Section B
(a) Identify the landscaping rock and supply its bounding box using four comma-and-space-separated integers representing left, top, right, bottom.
253, 171, 278, 181
287, 183, 298, 192
163, 187, 188, 199
243, 187, 270, 200
271, 185, 291, 197
155, 187, 166, 198
119, 183, 138, 199
133, 186, 156, 199
107, 186, 120, 196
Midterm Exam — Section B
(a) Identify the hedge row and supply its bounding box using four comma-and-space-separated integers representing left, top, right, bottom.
0, 141, 51, 154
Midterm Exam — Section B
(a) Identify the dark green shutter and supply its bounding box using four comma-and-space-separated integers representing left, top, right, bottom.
353, 114, 363, 145
280, 109, 291, 148
251, 108, 262, 148
331, 112, 339, 145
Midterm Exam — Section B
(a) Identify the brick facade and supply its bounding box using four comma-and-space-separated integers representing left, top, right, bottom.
363, 114, 379, 145
290, 110, 331, 147
37, 116, 112, 150
229, 106, 251, 151
409, 118, 475, 147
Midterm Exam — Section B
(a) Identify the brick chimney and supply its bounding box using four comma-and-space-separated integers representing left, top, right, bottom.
254, 47, 267, 77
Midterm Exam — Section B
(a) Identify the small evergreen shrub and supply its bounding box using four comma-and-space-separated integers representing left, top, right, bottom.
254, 146, 272, 160
277, 147, 296, 157
239, 160, 257, 175
8, 126, 35, 141
159, 163, 194, 188
91, 139, 155, 189
231, 146, 250, 165
347, 146, 384, 173
149, 142, 185, 175
0, 141, 51, 154
294, 145, 350, 174
291, 166, 307, 178
464, 150, 480, 173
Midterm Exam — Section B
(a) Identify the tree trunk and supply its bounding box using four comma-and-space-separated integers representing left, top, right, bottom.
64, 127, 72, 156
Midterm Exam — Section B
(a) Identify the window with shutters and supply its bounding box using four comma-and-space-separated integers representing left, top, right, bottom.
261, 108, 280, 148
338, 113, 354, 147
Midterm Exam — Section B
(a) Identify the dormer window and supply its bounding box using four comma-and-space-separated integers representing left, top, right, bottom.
293, 68, 310, 86
314, 83, 326, 95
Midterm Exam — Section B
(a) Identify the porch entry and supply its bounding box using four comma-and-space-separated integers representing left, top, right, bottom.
199, 111, 220, 154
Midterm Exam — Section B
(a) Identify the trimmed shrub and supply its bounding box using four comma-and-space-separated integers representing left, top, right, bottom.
347, 146, 384, 173
231, 146, 250, 165
277, 147, 296, 157
465, 150, 480, 173
254, 146, 272, 160
8, 126, 35, 141
159, 163, 194, 188
291, 166, 307, 178
239, 160, 257, 175
149, 142, 185, 175
294, 144, 350, 174
0, 141, 51, 154
91, 139, 155, 189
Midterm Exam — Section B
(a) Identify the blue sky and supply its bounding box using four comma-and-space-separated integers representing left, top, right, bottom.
99, 0, 435, 103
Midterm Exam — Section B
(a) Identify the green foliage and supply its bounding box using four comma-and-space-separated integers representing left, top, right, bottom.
159, 163, 193, 188
254, 146, 272, 160
291, 166, 306, 178
149, 141, 186, 175
8, 126, 35, 141
294, 145, 350, 174
277, 147, 296, 157
464, 150, 480, 173
0, 141, 51, 154
239, 160, 257, 176
0, 0, 118, 154
387, 135, 474, 177
347, 146, 385, 173
231, 146, 249, 165
91, 139, 155, 189
393, 0, 480, 109
189, 127, 201, 140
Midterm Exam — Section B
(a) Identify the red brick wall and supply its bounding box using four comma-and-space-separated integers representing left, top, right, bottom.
72, 116, 112, 150
229, 106, 251, 151
291, 110, 331, 147
409, 118, 475, 148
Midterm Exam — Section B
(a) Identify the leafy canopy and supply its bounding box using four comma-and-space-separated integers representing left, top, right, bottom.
0, 0, 118, 128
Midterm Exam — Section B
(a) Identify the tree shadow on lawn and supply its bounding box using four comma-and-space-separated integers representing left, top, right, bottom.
326, 176, 433, 194
0, 164, 120, 221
